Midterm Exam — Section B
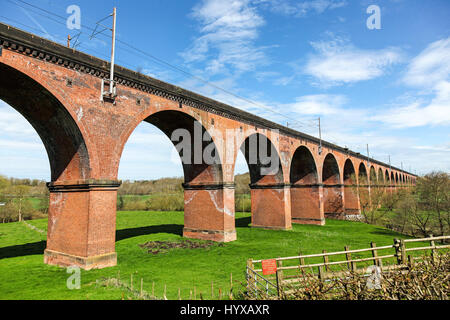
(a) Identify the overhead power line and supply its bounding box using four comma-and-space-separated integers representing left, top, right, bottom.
2, 0, 413, 173
7, 0, 318, 132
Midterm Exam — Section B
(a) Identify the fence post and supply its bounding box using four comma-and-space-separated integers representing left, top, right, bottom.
299, 250, 305, 268
318, 266, 324, 281
277, 258, 284, 281
323, 250, 329, 272
275, 270, 281, 298
130, 274, 133, 291
246, 259, 254, 295
344, 246, 351, 270
371, 242, 382, 267
393, 238, 402, 264
408, 255, 414, 268
229, 273, 233, 300
345, 246, 356, 272
429, 234, 436, 265
276, 258, 283, 298
400, 239, 407, 265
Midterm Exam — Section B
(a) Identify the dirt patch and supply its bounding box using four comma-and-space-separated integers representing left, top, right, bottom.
139, 239, 224, 255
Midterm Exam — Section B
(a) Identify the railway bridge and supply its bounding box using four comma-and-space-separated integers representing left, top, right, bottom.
0, 23, 416, 269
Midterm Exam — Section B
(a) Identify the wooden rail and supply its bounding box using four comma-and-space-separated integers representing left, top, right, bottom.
246, 235, 449, 298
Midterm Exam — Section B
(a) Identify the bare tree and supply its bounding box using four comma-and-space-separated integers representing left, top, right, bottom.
416, 172, 450, 236
352, 174, 392, 225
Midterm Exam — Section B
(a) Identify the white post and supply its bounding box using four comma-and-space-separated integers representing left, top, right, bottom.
366, 144, 370, 166
110, 7, 117, 94
318, 117, 322, 155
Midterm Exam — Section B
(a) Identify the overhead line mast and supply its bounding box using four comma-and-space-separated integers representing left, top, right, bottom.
90, 7, 117, 102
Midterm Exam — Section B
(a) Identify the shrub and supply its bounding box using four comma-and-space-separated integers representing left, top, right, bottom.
244, 252, 449, 300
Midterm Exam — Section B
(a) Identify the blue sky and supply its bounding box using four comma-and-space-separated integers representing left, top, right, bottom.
0, 0, 449, 180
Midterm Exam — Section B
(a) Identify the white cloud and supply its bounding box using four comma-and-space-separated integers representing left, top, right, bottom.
304, 36, 403, 86
0, 106, 36, 136
287, 94, 348, 115
118, 123, 184, 180
403, 37, 450, 88
181, 0, 267, 75
257, 0, 347, 17
413, 144, 450, 152
0, 139, 43, 149
371, 93, 450, 128
273, 75, 295, 86
255, 71, 280, 82
373, 37, 450, 128
0, 101, 49, 179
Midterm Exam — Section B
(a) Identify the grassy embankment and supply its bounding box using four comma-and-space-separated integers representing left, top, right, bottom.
0, 211, 431, 300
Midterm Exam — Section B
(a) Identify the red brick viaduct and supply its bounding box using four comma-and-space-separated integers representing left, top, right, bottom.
0, 24, 416, 269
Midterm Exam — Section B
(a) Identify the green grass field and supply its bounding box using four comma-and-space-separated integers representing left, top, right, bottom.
0, 211, 428, 300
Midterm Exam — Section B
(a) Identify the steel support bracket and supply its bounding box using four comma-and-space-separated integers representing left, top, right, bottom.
101, 78, 117, 104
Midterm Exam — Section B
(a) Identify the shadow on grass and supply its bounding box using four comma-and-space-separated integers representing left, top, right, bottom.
236, 216, 251, 228
116, 224, 183, 241
370, 228, 406, 238
0, 241, 46, 259
116, 217, 253, 242
0, 218, 254, 259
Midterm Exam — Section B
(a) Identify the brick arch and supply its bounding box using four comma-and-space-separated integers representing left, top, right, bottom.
117, 109, 231, 242
118, 110, 224, 185
0, 61, 91, 182
343, 159, 359, 215
358, 162, 368, 185
343, 159, 356, 185
385, 169, 390, 183
0, 59, 113, 269
290, 146, 318, 185
238, 132, 285, 185
357, 162, 370, 206
370, 165, 377, 183
290, 146, 323, 225
378, 168, 384, 183
391, 171, 395, 185
237, 132, 290, 230
322, 153, 341, 184
322, 153, 343, 217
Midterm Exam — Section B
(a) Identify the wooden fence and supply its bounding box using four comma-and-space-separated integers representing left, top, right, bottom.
246, 235, 450, 298
97, 271, 236, 300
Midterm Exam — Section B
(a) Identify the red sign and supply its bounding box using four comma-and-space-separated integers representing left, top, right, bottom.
261, 259, 278, 275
